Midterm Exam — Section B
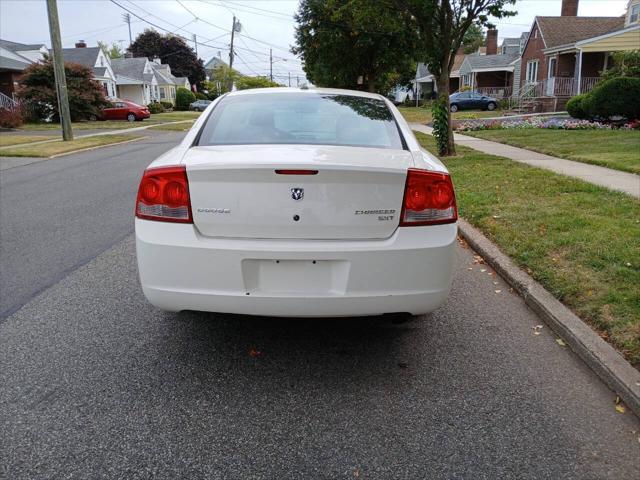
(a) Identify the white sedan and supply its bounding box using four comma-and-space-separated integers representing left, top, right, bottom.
135, 88, 457, 317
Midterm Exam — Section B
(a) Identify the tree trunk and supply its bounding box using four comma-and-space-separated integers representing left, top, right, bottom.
436, 72, 455, 156
366, 74, 376, 93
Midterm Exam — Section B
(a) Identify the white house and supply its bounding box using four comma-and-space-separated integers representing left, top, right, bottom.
111, 56, 158, 105
0, 39, 47, 98
56, 41, 117, 99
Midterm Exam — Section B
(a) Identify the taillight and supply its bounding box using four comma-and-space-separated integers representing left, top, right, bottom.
135, 165, 192, 223
400, 169, 457, 226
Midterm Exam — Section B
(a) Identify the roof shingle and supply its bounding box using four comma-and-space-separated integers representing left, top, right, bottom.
536, 16, 625, 49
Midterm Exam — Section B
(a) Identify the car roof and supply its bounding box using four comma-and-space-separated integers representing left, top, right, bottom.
225, 87, 386, 101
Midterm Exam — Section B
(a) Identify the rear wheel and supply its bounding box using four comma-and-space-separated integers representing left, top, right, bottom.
487, 102, 497, 111
88, 114, 97, 121
450, 104, 459, 113
127, 113, 136, 122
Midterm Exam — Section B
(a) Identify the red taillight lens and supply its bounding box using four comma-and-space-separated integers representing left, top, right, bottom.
400, 169, 457, 226
135, 165, 192, 223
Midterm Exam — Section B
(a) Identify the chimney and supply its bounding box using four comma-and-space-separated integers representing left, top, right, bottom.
75, 40, 87, 48
486, 28, 498, 55
561, 0, 579, 16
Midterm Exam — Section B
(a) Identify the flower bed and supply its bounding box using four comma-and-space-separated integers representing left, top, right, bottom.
453, 116, 639, 132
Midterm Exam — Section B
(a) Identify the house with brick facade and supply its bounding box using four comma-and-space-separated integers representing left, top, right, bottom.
518, 0, 639, 111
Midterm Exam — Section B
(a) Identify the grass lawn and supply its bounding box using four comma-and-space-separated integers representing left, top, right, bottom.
415, 132, 640, 367
18, 111, 202, 131
148, 121, 195, 131
465, 129, 640, 175
0, 134, 57, 147
0, 134, 142, 157
398, 106, 504, 125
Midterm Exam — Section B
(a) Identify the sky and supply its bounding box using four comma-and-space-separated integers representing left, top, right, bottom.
0, 0, 631, 84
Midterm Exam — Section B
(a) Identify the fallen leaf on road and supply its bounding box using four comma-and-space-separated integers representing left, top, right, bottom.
468, 267, 473, 270
616, 404, 626, 414
495, 290, 502, 294
398, 362, 409, 369
556, 338, 566, 347
480, 269, 487, 273
249, 348, 262, 358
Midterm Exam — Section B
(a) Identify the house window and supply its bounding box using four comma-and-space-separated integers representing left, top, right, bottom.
631, 4, 640, 23
526, 60, 539, 84
160, 87, 166, 99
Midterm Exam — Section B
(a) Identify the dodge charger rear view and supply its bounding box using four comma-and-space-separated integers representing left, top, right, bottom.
135, 88, 458, 317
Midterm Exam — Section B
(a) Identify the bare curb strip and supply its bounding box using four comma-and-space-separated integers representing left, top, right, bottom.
457, 218, 640, 417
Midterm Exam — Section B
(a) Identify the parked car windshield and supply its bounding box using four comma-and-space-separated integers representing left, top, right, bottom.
196, 92, 404, 149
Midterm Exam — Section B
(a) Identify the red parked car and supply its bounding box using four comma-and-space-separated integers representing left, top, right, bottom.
97, 100, 150, 122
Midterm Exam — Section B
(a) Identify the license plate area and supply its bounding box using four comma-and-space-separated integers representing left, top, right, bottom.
241, 259, 349, 295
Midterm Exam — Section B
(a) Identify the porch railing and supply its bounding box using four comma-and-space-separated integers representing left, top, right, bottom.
520, 77, 601, 99
0, 91, 18, 111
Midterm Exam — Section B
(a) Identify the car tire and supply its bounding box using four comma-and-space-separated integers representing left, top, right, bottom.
127, 113, 136, 122
88, 114, 97, 121
450, 104, 459, 113
487, 102, 496, 111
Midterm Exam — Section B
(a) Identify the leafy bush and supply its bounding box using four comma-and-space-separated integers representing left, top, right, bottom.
0, 107, 24, 128
175, 87, 196, 111
566, 94, 589, 119
17, 58, 109, 122
147, 102, 164, 114
194, 91, 207, 100
160, 101, 173, 111
235, 76, 280, 90
586, 77, 640, 120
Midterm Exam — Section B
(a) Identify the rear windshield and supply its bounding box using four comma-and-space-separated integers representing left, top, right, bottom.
196, 93, 404, 149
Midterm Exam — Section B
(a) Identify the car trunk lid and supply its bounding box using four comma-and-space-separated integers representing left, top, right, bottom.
184, 144, 413, 240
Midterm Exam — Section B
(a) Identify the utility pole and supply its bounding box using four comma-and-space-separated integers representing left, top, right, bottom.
296, 75, 299, 87
288, 72, 291, 87
229, 16, 236, 70
193, 33, 198, 57
123, 13, 132, 47
46, 0, 73, 141
269, 48, 273, 82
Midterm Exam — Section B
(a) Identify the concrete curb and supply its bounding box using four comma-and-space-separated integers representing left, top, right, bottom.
457, 218, 640, 417
48, 136, 148, 158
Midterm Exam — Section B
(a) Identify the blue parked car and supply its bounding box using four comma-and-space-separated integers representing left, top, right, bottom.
449, 92, 498, 112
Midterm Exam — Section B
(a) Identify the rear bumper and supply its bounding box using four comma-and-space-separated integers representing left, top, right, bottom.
135, 219, 457, 317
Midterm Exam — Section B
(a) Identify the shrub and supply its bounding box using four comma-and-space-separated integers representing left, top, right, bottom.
160, 101, 173, 111
175, 87, 196, 111
566, 94, 589, 119
586, 77, 640, 120
0, 107, 23, 128
147, 102, 163, 114
235, 76, 280, 90
194, 92, 207, 100
17, 58, 109, 122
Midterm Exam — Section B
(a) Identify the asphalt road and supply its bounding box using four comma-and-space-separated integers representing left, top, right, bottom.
1, 133, 639, 479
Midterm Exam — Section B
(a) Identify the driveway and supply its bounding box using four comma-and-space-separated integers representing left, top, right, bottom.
1, 131, 639, 479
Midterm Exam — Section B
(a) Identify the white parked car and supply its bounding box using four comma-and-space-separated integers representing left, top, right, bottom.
135, 88, 457, 317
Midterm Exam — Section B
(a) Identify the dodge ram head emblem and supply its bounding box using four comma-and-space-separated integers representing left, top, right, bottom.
291, 188, 304, 201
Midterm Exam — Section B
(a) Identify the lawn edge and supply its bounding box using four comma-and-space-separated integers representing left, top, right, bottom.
463, 130, 639, 175
457, 218, 640, 417
48, 136, 147, 158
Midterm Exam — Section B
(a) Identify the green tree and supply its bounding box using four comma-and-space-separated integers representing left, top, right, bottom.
404, 0, 516, 155
204, 65, 241, 98
292, 0, 418, 92
17, 57, 109, 122
175, 87, 196, 111
462, 24, 485, 54
128, 29, 206, 88
235, 76, 280, 90
98, 40, 123, 59
600, 50, 640, 81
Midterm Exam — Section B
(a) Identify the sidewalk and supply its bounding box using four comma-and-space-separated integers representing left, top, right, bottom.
411, 124, 640, 198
